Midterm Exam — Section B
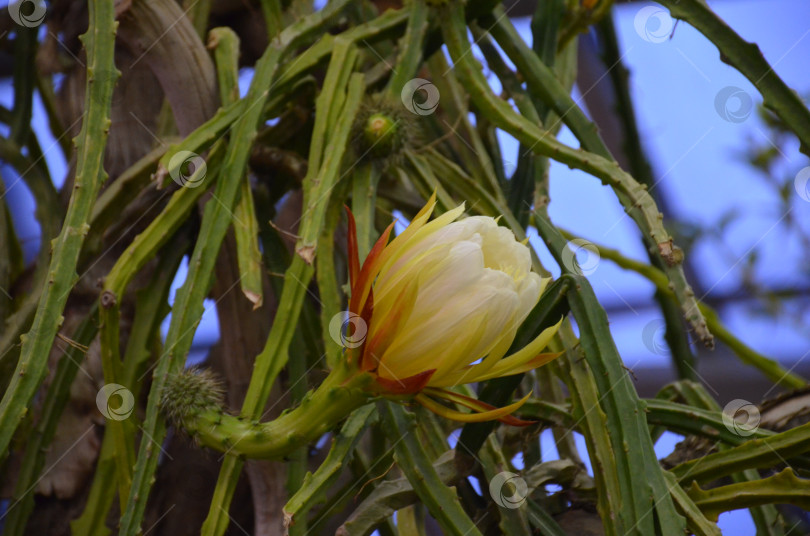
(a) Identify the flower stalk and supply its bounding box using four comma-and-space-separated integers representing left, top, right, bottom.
163, 364, 372, 459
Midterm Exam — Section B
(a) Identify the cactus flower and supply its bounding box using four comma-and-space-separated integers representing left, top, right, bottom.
162, 195, 561, 459
345, 193, 561, 424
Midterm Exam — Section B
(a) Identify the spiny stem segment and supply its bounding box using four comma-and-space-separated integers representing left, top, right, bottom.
162, 365, 372, 459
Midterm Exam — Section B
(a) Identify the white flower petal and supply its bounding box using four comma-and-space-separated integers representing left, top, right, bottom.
367, 203, 551, 388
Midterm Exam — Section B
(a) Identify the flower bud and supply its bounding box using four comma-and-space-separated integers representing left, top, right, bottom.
345, 194, 561, 423
351, 95, 415, 163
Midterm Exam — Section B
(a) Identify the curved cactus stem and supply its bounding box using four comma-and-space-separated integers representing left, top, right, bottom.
657, 0, 810, 157
283, 404, 376, 529
73, 233, 187, 536
671, 418, 810, 485
336, 451, 457, 536
687, 468, 810, 523
385, 0, 429, 98
195, 5, 365, 535
440, 2, 712, 348
164, 365, 371, 459
378, 402, 483, 536
2, 307, 99, 536
0, 0, 118, 460
556, 227, 807, 389
663, 471, 722, 536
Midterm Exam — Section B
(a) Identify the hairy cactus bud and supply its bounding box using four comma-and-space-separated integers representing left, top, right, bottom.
161, 367, 225, 423
351, 95, 416, 164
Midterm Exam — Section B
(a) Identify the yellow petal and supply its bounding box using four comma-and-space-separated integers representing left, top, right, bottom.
375, 203, 466, 286
376, 241, 516, 375
431, 318, 562, 386
427, 321, 516, 387
378, 309, 491, 382
373, 193, 438, 274
415, 391, 532, 423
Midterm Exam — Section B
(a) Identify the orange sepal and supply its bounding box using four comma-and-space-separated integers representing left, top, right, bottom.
345, 206, 360, 289
350, 221, 395, 315
360, 278, 418, 373
356, 287, 375, 371
374, 369, 436, 395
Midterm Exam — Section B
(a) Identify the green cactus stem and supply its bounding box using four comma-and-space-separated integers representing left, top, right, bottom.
0, 0, 118, 458
162, 363, 373, 459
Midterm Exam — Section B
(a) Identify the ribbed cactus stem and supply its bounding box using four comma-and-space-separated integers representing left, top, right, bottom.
164, 364, 372, 459
0, 0, 118, 458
